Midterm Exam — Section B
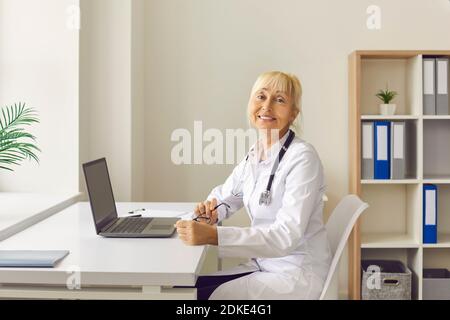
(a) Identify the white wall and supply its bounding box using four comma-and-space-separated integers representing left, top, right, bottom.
0, 0, 79, 193
79, 0, 133, 201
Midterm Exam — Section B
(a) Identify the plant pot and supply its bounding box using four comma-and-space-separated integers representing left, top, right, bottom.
379, 104, 396, 115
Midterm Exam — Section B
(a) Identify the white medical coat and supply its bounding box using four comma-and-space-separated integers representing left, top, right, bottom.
206, 132, 332, 300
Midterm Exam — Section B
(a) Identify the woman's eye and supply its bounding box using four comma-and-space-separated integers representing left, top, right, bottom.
276, 98, 285, 103
256, 95, 264, 100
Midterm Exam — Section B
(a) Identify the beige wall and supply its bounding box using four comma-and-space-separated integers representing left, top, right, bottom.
80, 0, 148, 202
78, 0, 450, 297
142, 0, 450, 201
131, 0, 145, 202
0, 0, 79, 193
79, 0, 133, 201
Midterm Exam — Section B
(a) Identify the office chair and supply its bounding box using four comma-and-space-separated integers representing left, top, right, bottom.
319, 194, 369, 300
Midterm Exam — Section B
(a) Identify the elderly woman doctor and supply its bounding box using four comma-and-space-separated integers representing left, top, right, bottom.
175, 71, 331, 300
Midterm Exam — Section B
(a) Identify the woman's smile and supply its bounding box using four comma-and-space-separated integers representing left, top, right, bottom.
257, 114, 277, 122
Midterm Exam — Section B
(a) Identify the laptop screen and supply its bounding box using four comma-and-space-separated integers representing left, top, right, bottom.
83, 158, 117, 233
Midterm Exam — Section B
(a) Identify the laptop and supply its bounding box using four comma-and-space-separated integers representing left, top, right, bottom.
82, 158, 179, 238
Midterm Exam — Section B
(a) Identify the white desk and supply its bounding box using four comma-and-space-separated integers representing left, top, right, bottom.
0, 202, 207, 300
0, 192, 81, 241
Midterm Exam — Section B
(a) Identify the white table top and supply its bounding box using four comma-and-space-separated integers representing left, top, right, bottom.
0, 192, 81, 241
0, 202, 207, 287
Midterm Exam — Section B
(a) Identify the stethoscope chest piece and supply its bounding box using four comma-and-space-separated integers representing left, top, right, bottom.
259, 190, 271, 206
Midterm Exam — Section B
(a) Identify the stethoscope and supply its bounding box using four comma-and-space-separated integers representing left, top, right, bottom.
232, 129, 296, 206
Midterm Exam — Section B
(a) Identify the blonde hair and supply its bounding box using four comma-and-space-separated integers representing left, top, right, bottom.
247, 71, 303, 135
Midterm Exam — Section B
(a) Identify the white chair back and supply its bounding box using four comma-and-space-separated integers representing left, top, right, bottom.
319, 195, 369, 300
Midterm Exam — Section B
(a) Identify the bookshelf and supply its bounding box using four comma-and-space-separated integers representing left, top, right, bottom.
349, 50, 450, 300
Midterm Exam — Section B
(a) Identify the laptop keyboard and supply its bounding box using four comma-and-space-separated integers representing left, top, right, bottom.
109, 217, 153, 233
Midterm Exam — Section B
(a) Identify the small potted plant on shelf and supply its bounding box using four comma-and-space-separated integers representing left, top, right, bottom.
376, 86, 398, 115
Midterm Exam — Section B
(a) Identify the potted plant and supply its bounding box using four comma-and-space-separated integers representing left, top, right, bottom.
0, 103, 40, 171
376, 86, 398, 115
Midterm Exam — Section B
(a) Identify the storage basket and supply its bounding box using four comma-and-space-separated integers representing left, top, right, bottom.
361, 260, 411, 300
423, 268, 450, 300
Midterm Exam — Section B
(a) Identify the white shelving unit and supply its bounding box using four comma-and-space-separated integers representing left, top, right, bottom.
349, 51, 450, 300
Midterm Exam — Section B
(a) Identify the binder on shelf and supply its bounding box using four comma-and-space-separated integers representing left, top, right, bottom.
374, 121, 391, 179
361, 122, 374, 179
423, 184, 438, 244
391, 121, 406, 179
423, 58, 436, 115
436, 57, 449, 115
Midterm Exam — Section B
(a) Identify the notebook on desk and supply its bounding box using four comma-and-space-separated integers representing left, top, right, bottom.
0, 250, 69, 268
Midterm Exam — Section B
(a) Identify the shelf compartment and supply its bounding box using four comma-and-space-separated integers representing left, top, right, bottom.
423, 234, 450, 248
422, 248, 450, 300
423, 119, 450, 177
423, 55, 450, 116
423, 175, 450, 184
361, 55, 422, 116
362, 233, 420, 248
423, 248, 450, 268
362, 248, 422, 300
423, 249, 450, 301
361, 184, 421, 244
419, 184, 450, 247
422, 185, 450, 246
423, 115, 450, 120
437, 185, 450, 239
360, 119, 419, 180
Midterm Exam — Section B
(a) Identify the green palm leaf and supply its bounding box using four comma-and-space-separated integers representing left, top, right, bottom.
0, 103, 40, 171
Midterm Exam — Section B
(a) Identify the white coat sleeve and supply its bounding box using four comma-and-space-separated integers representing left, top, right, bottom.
206, 157, 247, 223
217, 149, 322, 258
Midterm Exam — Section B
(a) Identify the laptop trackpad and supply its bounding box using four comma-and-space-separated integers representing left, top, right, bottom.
151, 225, 172, 231
143, 222, 174, 234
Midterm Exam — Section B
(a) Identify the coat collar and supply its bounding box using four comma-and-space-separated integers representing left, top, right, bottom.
249, 130, 291, 164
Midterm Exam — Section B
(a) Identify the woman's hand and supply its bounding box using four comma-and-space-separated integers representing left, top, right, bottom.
194, 198, 219, 225
175, 220, 218, 245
